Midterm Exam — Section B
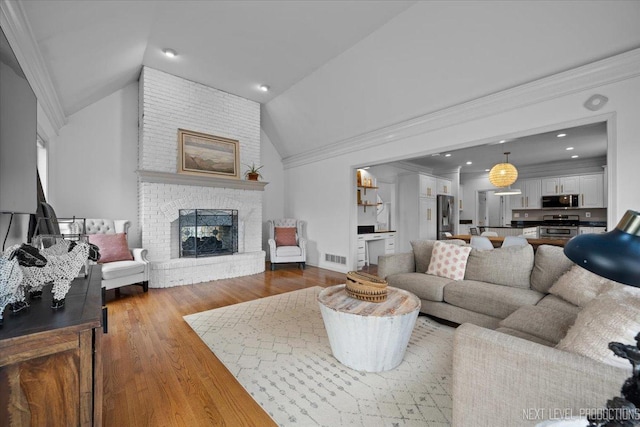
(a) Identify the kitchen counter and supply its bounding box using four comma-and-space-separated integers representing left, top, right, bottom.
449, 235, 568, 249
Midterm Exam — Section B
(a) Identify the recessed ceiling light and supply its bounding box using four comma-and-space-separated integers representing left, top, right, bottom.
499, 140, 506, 144
566, 147, 574, 150
163, 48, 177, 58
259, 84, 270, 92
362, 167, 370, 170
557, 133, 567, 138
445, 153, 452, 157
485, 169, 490, 172
431, 153, 440, 157
571, 155, 579, 158
466, 161, 472, 165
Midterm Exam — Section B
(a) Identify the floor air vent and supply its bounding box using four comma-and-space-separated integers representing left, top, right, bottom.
325, 254, 347, 265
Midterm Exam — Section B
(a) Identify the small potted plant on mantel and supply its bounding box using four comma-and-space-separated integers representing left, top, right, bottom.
244, 163, 263, 181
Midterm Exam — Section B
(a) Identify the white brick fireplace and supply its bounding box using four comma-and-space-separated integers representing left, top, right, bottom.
137, 67, 266, 288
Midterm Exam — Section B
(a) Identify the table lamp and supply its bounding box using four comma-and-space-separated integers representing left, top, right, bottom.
563, 209, 640, 427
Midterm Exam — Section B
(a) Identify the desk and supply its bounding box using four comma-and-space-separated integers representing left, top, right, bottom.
357, 232, 396, 268
449, 234, 568, 250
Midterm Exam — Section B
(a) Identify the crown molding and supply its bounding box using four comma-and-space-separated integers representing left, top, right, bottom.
0, 0, 66, 133
283, 48, 640, 169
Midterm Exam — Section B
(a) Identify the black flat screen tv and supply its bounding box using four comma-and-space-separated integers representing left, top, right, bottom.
0, 25, 37, 214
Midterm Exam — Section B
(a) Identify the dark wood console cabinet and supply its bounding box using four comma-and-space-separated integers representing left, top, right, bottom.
0, 265, 103, 426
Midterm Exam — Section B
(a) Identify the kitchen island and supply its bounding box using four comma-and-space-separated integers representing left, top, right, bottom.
448, 234, 568, 250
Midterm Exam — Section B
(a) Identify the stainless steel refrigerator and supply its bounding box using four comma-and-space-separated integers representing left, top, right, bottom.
437, 195, 455, 239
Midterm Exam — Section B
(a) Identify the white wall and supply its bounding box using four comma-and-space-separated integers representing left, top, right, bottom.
261, 129, 284, 254
285, 74, 640, 272
48, 82, 140, 246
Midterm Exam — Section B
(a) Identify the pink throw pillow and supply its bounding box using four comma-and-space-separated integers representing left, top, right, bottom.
427, 241, 472, 281
88, 233, 133, 264
275, 227, 297, 247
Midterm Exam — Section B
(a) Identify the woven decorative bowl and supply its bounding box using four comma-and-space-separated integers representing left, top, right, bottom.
345, 271, 388, 303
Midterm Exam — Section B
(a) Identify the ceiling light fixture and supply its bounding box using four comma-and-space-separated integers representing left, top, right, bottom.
499, 140, 507, 144
445, 153, 452, 157
571, 155, 579, 158
259, 84, 270, 92
557, 133, 567, 138
466, 161, 472, 165
489, 152, 518, 188
485, 169, 490, 172
566, 147, 574, 151
163, 48, 177, 58
494, 186, 522, 196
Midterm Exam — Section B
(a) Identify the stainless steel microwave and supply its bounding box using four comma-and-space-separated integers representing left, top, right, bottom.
542, 194, 580, 209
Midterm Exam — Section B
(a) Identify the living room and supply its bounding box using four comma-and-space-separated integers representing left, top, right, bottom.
1, 1, 640, 426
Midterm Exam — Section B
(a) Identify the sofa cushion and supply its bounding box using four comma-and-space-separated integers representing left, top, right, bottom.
463, 244, 534, 289
443, 280, 544, 319
535, 294, 581, 316
495, 327, 556, 347
556, 286, 640, 369
426, 241, 472, 280
499, 305, 577, 345
549, 264, 622, 307
530, 244, 574, 293
386, 273, 453, 302
275, 246, 301, 256
101, 260, 145, 280
411, 239, 466, 275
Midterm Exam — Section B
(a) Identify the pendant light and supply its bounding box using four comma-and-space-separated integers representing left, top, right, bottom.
489, 152, 518, 188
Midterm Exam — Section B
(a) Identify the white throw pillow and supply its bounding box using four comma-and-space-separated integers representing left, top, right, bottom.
426, 241, 472, 281
549, 264, 622, 307
556, 286, 640, 369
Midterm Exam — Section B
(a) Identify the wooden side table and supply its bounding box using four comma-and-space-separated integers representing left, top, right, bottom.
317, 284, 420, 372
0, 265, 103, 426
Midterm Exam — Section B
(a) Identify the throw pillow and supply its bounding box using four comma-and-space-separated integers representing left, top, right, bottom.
88, 233, 133, 264
275, 227, 297, 247
411, 239, 466, 273
549, 264, 622, 307
426, 241, 472, 281
556, 286, 640, 369
464, 244, 534, 289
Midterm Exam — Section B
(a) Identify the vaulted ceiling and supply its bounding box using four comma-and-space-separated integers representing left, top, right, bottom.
16, 1, 640, 162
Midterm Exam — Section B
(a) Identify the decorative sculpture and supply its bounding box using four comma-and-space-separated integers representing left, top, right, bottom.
0, 250, 24, 326
588, 333, 640, 426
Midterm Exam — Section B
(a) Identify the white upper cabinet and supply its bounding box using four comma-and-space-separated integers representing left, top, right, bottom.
541, 176, 580, 195
437, 178, 452, 195
579, 173, 604, 208
509, 179, 541, 209
419, 175, 437, 198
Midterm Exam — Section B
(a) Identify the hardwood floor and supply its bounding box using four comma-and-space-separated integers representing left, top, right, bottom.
102, 264, 345, 426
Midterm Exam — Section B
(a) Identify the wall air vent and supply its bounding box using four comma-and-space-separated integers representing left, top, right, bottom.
325, 253, 347, 265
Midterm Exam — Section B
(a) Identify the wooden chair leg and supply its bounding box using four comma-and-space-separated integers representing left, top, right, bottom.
270, 263, 275, 271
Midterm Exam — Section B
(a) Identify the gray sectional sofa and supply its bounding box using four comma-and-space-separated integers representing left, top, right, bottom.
378, 240, 632, 426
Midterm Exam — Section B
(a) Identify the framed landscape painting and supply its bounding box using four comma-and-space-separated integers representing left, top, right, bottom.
178, 129, 240, 179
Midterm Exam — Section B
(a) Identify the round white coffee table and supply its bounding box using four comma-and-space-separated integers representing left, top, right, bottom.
317, 284, 420, 372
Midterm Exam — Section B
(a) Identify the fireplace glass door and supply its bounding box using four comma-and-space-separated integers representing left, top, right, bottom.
179, 209, 238, 257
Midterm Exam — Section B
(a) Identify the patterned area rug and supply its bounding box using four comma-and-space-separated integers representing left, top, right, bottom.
184, 286, 454, 426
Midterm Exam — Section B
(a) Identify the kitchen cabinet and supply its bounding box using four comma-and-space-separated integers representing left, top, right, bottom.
437, 178, 452, 195
579, 226, 606, 234
541, 176, 580, 195
418, 197, 437, 239
579, 173, 604, 208
510, 178, 542, 209
420, 175, 437, 198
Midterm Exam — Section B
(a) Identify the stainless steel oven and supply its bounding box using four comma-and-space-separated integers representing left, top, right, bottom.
539, 214, 580, 239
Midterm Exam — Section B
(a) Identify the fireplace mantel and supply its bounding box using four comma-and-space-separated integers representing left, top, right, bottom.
137, 170, 268, 191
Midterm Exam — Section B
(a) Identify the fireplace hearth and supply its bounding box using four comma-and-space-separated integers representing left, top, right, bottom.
179, 209, 238, 258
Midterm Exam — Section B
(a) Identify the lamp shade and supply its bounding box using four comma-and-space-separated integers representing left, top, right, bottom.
563, 210, 640, 287
489, 152, 518, 187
